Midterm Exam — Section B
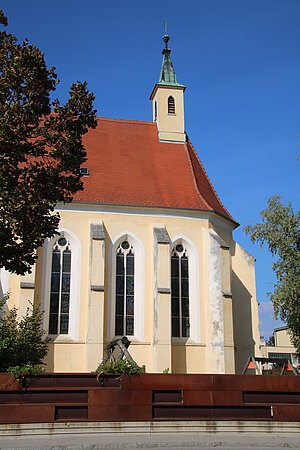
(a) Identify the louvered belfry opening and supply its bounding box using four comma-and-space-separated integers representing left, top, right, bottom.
168, 96, 175, 114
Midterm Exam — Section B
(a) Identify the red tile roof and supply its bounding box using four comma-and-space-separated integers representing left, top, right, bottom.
73, 118, 237, 226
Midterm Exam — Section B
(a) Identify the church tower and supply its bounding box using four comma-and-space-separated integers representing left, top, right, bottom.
150, 29, 186, 143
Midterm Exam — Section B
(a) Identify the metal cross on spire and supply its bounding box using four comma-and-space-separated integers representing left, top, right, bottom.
156, 21, 184, 87
163, 20, 170, 49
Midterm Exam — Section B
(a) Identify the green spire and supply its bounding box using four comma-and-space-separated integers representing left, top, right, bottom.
158, 25, 183, 87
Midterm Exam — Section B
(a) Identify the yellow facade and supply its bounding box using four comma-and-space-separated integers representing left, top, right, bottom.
3, 205, 260, 374
150, 85, 185, 142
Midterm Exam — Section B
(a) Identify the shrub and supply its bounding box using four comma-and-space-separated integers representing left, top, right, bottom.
0, 295, 48, 380
96, 358, 142, 381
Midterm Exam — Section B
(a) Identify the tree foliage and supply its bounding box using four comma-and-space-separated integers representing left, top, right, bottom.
244, 195, 300, 354
0, 295, 48, 375
0, 10, 97, 274
266, 334, 275, 346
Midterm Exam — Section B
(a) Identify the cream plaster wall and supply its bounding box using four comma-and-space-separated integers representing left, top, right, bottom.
0, 268, 9, 300
151, 85, 185, 142
172, 344, 207, 373
44, 342, 86, 372
6, 204, 259, 375
274, 328, 295, 348
7, 273, 21, 310
231, 243, 260, 373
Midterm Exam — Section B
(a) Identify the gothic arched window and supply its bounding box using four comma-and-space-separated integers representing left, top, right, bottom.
115, 240, 135, 336
168, 96, 175, 114
49, 237, 71, 335
171, 243, 190, 338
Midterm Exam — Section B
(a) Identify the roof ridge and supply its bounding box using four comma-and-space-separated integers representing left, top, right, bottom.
98, 116, 154, 126
183, 141, 211, 211
185, 135, 238, 225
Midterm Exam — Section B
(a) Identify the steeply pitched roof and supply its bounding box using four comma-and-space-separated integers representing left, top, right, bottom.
73, 117, 237, 226
158, 33, 184, 88
150, 33, 186, 100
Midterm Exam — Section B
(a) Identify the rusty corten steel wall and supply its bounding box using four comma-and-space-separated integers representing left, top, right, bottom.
0, 373, 299, 424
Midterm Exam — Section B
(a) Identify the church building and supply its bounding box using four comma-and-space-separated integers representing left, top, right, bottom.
3, 32, 260, 374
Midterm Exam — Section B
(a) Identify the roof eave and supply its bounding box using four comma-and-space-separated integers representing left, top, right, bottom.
150, 82, 186, 100
63, 200, 239, 229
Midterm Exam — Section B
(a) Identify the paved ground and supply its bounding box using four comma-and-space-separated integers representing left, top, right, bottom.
1, 432, 300, 450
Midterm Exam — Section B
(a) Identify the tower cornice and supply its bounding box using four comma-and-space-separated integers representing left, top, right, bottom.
150, 82, 186, 101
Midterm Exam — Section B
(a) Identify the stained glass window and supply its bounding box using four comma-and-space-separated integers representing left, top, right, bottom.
115, 241, 134, 336
49, 237, 71, 334
171, 244, 190, 338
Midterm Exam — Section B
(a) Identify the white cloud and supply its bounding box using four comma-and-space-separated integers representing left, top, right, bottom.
259, 301, 285, 339
259, 301, 274, 314
259, 302, 274, 339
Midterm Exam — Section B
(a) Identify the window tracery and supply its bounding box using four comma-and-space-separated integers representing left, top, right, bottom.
171, 243, 190, 338
115, 240, 135, 336
49, 237, 71, 335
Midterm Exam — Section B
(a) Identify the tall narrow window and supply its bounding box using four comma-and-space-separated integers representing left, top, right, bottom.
171, 244, 190, 337
168, 96, 175, 114
49, 237, 71, 334
115, 241, 134, 336
154, 101, 157, 121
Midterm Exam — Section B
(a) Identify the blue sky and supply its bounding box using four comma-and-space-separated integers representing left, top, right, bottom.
2, 0, 299, 339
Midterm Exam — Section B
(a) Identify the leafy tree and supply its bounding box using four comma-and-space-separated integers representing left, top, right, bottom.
266, 334, 275, 346
244, 195, 300, 355
0, 10, 97, 275
0, 295, 48, 378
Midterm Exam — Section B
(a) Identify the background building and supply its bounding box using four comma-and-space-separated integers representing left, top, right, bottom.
260, 326, 298, 368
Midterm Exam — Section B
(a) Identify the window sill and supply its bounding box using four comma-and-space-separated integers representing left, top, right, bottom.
113, 337, 150, 345
128, 340, 151, 345
48, 334, 76, 343
171, 338, 205, 347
